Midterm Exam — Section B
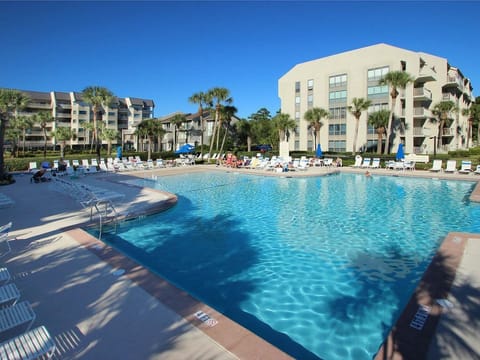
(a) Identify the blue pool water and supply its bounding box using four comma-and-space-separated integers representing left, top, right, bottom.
95, 172, 480, 359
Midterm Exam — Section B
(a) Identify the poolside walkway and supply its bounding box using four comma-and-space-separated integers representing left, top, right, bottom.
0, 165, 479, 359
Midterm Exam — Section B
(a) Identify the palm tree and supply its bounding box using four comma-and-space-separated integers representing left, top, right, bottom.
5, 118, 21, 158
82, 121, 95, 152
82, 86, 114, 161
431, 100, 458, 148
36, 111, 54, 158
100, 126, 119, 157
0, 89, 30, 179
235, 119, 253, 151
303, 107, 329, 151
16, 115, 34, 157
188, 91, 213, 154
218, 105, 238, 157
136, 118, 164, 160
170, 114, 186, 151
348, 97, 372, 154
152, 121, 166, 153
462, 103, 480, 148
51, 126, 76, 158
368, 109, 390, 154
208, 87, 232, 158
379, 71, 414, 154
272, 113, 296, 145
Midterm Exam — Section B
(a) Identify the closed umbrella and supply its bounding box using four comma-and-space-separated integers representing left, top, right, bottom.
316, 144, 323, 158
396, 143, 405, 161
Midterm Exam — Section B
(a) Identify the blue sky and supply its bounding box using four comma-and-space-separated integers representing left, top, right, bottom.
0, 1, 479, 119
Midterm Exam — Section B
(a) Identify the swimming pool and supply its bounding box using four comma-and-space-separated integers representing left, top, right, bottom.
95, 172, 480, 359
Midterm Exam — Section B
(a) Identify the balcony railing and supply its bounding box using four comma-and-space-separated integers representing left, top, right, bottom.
28, 103, 51, 109
413, 107, 430, 117
446, 75, 464, 90
413, 87, 432, 100
442, 93, 456, 101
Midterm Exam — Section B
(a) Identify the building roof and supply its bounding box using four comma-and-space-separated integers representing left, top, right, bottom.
21, 90, 51, 102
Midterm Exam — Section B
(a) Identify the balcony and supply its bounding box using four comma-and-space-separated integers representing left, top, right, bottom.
444, 75, 464, 91
413, 87, 432, 101
416, 67, 436, 82
413, 107, 431, 118
442, 93, 456, 101
28, 103, 52, 109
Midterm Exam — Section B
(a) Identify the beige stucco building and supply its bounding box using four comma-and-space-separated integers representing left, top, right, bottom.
12, 89, 154, 151
278, 43, 475, 154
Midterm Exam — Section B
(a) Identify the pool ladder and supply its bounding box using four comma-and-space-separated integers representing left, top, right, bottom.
89, 199, 119, 240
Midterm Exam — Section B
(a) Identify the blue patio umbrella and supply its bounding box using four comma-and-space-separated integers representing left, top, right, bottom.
175, 143, 195, 154
396, 143, 405, 161
316, 144, 323, 158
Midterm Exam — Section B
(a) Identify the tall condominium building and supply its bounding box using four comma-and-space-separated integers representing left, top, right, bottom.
12, 89, 154, 151
278, 43, 475, 154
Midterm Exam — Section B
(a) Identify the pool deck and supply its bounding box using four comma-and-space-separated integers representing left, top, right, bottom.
0, 164, 479, 359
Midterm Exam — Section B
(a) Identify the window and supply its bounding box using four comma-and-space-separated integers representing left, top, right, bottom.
367, 85, 389, 98
329, 90, 347, 102
367, 66, 389, 81
295, 81, 300, 93
329, 123, 346, 135
79, 110, 87, 115
295, 111, 300, 120
307, 94, 313, 106
307, 79, 314, 90
328, 140, 346, 152
329, 107, 347, 120
307, 140, 313, 150
329, 74, 347, 88
295, 96, 300, 104
367, 124, 376, 135
294, 140, 300, 150
108, 112, 115, 116
367, 102, 389, 114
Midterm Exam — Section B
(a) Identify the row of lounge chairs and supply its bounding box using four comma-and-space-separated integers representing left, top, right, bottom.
0, 224, 56, 359
429, 159, 480, 174
350, 156, 480, 174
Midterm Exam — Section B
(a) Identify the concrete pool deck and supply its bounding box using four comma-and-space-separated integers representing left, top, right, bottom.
0, 164, 479, 359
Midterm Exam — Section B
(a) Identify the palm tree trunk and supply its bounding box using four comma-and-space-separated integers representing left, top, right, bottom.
467, 119, 472, 148
43, 130, 47, 159
353, 118, 359, 154
377, 131, 383, 154
22, 130, 26, 156
385, 97, 396, 154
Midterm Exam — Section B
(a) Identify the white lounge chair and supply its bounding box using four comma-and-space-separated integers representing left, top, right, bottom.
403, 161, 415, 171
0, 325, 56, 359
370, 158, 380, 169
0, 300, 36, 337
0, 268, 11, 286
445, 160, 457, 173
0, 222, 12, 257
361, 158, 371, 168
385, 160, 395, 170
474, 165, 480, 175
429, 159, 443, 172
28, 162, 38, 173
0, 283, 20, 307
458, 160, 472, 174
